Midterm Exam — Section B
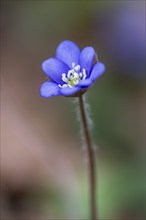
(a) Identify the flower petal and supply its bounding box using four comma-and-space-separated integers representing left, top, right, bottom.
56, 40, 80, 68
42, 58, 69, 84
89, 62, 105, 82
59, 86, 81, 96
79, 47, 95, 76
78, 78, 92, 87
40, 81, 60, 98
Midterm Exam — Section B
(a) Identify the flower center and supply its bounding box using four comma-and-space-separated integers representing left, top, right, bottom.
59, 63, 87, 88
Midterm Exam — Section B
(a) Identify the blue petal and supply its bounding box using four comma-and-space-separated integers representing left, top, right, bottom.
79, 47, 95, 75
42, 58, 69, 84
59, 86, 81, 96
89, 62, 105, 82
78, 78, 92, 87
40, 81, 60, 98
56, 40, 80, 69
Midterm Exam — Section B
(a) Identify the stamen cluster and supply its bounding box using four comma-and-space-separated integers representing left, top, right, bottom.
59, 63, 87, 88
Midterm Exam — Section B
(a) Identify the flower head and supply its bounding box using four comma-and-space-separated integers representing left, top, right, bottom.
40, 40, 105, 97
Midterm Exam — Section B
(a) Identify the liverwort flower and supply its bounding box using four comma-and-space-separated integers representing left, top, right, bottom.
40, 40, 106, 219
40, 40, 105, 97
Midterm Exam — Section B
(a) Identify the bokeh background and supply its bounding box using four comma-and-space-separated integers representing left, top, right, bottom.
1, 0, 145, 219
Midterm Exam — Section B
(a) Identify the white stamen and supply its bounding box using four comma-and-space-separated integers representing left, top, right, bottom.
62, 73, 68, 83
72, 62, 75, 68
61, 84, 68, 88
82, 69, 86, 80
60, 64, 87, 88
74, 79, 80, 85
73, 72, 79, 78
59, 84, 68, 88
79, 72, 82, 78
67, 69, 74, 79
62, 73, 66, 77
74, 65, 80, 72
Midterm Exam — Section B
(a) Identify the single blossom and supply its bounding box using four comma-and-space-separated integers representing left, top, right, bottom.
40, 40, 105, 97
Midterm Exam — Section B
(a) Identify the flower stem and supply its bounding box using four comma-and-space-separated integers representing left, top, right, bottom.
78, 95, 97, 220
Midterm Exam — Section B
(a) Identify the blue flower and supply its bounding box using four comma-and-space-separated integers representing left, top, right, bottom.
40, 40, 105, 98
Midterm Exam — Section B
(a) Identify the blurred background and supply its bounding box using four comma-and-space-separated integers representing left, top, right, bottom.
1, 1, 145, 219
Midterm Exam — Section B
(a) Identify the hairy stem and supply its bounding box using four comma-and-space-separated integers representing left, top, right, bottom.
78, 95, 97, 220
